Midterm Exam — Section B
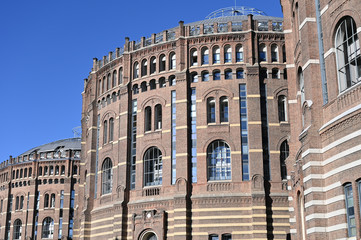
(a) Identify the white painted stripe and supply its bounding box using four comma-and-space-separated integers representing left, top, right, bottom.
286, 64, 295, 68
289, 217, 296, 223
290, 229, 297, 234
302, 59, 320, 70
305, 195, 345, 208
303, 174, 323, 182
288, 196, 293, 201
283, 29, 292, 33
320, 103, 361, 131
287, 186, 292, 191
304, 181, 341, 195
287, 175, 291, 180
307, 227, 326, 234
288, 99, 297, 104
324, 159, 361, 178
324, 47, 335, 58
320, 4, 329, 16
324, 145, 361, 165
289, 207, 294, 212
305, 209, 346, 221
302, 148, 322, 158
299, 17, 316, 30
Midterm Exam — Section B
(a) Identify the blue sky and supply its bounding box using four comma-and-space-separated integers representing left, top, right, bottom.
0, 0, 283, 161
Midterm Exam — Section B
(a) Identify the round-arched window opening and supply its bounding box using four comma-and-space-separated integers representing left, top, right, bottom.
140, 231, 158, 240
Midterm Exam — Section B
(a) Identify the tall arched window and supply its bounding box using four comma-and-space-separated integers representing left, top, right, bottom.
282, 45, 286, 62
106, 73, 111, 91
191, 49, 198, 66
150, 57, 156, 74
159, 77, 166, 88
169, 75, 176, 86
191, 72, 198, 82
213, 46, 220, 64
271, 44, 279, 62
207, 97, 216, 123
236, 69, 244, 79
272, 68, 280, 79
112, 70, 117, 87
297, 192, 306, 240
42, 217, 54, 239
236, 45, 243, 62
225, 69, 232, 79
144, 147, 162, 186
102, 76, 106, 93
20, 196, 24, 209
259, 44, 267, 62
133, 84, 139, 94
61, 165, 65, 175
141, 81, 147, 92
298, 68, 305, 105
118, 67, 123, 84
50, 194, 55, 208
202, 71, 209, 82
159, 55, 166, 72
55, 166, 59, 175
222, 234, 232, 240
44, 194, 49, 208
102, 158, 113, 195
278, 95, 288, 122
202, 47, 209, 65
13, 219, 22, 240
103, 120, 108, 144
149, 79, 156, 90
224, 45, 232, 63
207, 140, 231, 180
335, 17, 360, 92
145, 106, 152, 132
154, 104, 162, 130
141, 59, 148, 77
134, 62, 139, 79
220, 97, 229, 122
29, 167, 32, 177
280, 140, 289, 180
109, 118, 114, 142
170, 52, 176, 70
345, 184, 356, 237
39, 166, 42, 176
15, 196, 19, 210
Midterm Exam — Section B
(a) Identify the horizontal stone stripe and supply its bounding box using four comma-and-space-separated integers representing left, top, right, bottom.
306, 209, 346, 221
306, 223, 347, 234
305, 195, 345, 208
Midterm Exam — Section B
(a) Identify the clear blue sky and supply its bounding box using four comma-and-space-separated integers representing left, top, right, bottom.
0, 0, 283, 161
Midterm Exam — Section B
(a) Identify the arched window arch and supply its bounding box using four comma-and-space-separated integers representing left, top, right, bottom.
272, 68, 280, 79
133, 84, 139, 95
278, 95, 288, 122
112, 70, 117, 87
169, 52, 176, 70
202, 71, 209, 82
112, 92, 117, 103
271, 44, 279, 62
118, 67, 123, 84
280, 140, 289, 180
102, 158, 113, 195
213, 70, 221, 80
50, 194, 55, 208
107, 73, 111, 90
61, 165, 65, 175
236, 45, 244, 62
335, 17, 360, 92
207, 97, 216, 123
222, 234, 232, 240
213, 46, 220, 64
159, 54, 166, 72
55, 166, 59, 175
224, 45, 232, 63
225, 69, 232, 79
13, 219, 22, 240
142, 232, 158, 240
159, 78, 166, 88
209, 234, 218, 240
259, 44, 267, 62
202, 47, 209, 65
207, 140, 231, 180
169, 75, 176, 86
154, 104, 162, 130
149, 79, 156, 90
44, 193, 49, 208
145, 106, 152, 132
103, 120, 108, 144
141, 81, 147, 92
236, 69, 244, 79
44, 166, 48, 175
191, 72, 198, 82
191, 49, 198, 66
141, 59, 148, 77
102, 76, 106, 93
42, 217, 54, 239
144, 147, 162, 186
109, 118, 114, 142
133, 62, 139, 79
220, 96, 229, 122
150, 57, 156, 74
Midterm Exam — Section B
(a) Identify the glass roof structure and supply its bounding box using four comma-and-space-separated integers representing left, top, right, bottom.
205, 6, 267, 19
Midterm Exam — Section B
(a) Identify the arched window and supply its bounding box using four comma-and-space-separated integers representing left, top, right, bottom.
191, 72, 198, 82
282, 45, 286, 62
141, 81, 147, 92
169, 75, 176, 86
159, 78, 166, 88
213, 46, 220, 64
16, 169, 19, 179
145, 106, 152, 132
278, 95, 288, 122
170, 52, 176, 69
159, 55, 166, 72
207, 140, 231, 180
133, 84, 139, 94
103, 120, 108, 144
61, 165, 65, 175
236, 69, 244, 79
24, 168, 28, 178
15, 196, 19, 210
150, 57, 156, 74
55, 166, 59, 175
202, 47, 209, 65
49, 166, 53, 175
42, 217, 54, 239
118, 67, 123, 84
225, 69, 232, 79
207, 97, 216, 123
213, 70, 221, 80
13, 219, 22, 240
283, 69, 288, 80
109, 118, 114, 142
149, 79, 156, 90
44, 166, 48, 175
298, 68, 305, 105
102, 76, 106, 93
133, 62, 139, 79
224, 45, 232, 63
209, 234, 218, 240
98, 79, 102, 95
280, 140, 289, 180
220, 97, 229, 122
141, 59, 148, 77
236, 45, 243, 62
335, 17, 361, 92
29, 167, 32, 177
73, 165, 78, 175
144, 147, 162, 186
107, 73, 111, 90
297, 192, 306, 240
20, 196, 24, 209
112, 92, 117, 103
345, 183, 357, 237
106, 94, 111, 105
50, 194, 55, 208
259, 44, 267, 62
202, 71, 209, 82
44, 194, 49, 208
191, 49, 198, 66
271, 44, 279, 62
112, 70, 117, 87
102, 158, 113, 195
272, 68, 280, 79
143, 232, 157, 240
222, 234, 232, 240
20, 169, 23, 178
154, 104, 162, 130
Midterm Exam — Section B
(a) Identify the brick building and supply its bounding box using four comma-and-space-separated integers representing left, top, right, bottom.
0, 138, 81, 240
280, 0, 361, 238
78, 7, 291, 240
